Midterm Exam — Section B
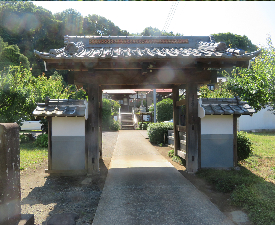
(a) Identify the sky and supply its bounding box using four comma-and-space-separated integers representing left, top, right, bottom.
32, 1, 275, 48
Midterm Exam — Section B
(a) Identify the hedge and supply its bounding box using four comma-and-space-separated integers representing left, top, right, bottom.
147, 122, 173, 144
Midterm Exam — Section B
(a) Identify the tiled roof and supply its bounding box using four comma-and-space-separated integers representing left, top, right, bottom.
33, 99, 87, 118
34, 36, 260, 61
200, 98, 255, 116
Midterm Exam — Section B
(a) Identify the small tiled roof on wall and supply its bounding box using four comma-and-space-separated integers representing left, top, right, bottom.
34, 35, 260, 61
33, 99, 87, 118
201, 98, 255, 116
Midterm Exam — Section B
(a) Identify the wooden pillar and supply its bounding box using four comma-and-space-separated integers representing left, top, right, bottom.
173, 87, 180, 156
186, 83, 199, 173
86, 84, 100, 175
99, 86, 103, 159
48, 117, 52, 171
233, 115, 238, 166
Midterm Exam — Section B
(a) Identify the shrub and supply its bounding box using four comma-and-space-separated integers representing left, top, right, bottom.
110, 119, 120, 131
102, 99, 120, 130
168, 149, 174, 158
168, 149, 186, 166
35, 134, 48, 148
20, 134, 30, 143
156, 98, 173, 122
148, 122, 173, 144
20, 133, 35, 143
237, 131, 253, 161
138, 122, 151, 130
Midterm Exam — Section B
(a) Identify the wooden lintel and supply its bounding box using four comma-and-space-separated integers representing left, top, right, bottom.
45, 58, 250, 71
176, 125, 186, 132
176, 99, 186, 107
99, 84, 177, 89
74, 70, 212, 86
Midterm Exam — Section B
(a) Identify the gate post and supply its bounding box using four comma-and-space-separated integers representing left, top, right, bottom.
86, 84, 100, 175
186, 83, 200, 172
99, 86, 103, 159
173, 87, 180, 156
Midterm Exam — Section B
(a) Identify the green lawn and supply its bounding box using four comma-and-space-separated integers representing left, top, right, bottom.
20, 142, 47, 171
243, 133, 275, 183
197, 132, 275, 225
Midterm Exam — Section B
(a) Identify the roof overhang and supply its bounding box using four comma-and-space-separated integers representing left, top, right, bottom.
34, 35, 260, 71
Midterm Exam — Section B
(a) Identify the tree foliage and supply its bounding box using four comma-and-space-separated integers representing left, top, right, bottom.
199, 81, 234, 99
0, 2, 130, 77
156, 98, 173, 122
102, 98, 120, 130
212, 32, 258, 52
140, 26, 181, 36
0, 65, 86, 125
0, 37, 30, 70
225, 37, 275, 111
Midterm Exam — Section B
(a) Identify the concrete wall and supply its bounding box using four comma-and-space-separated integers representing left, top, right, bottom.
52, 117, 85, 170
201, 115, 234, 168
239, 107, 275, 131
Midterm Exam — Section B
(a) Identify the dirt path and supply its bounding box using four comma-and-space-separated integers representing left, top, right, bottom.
20, 131, 118, 225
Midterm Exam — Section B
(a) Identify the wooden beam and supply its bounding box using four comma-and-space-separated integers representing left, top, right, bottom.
47, 117, 52, 171
233, 115, 239, 166
74, 69, 212, 86
45, 57, 250, 71
173, 87, 180, 156
176, 99, 186, 107
99, 86, 103, 159
185, 83, 199, 173
100, 84, 177, 89
86, 84, 100, 175
176, 125, 186, 132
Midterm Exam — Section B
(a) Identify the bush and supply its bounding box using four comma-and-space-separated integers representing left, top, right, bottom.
156, 98, 173, 122
138, 122, 151, 130
35, 134, 48, 148
102, 99, 120, 130
237, 131, 253, 161
168, 149, 186, 166
110, 119, 120, 131
148, 122, 173, 144
168, 149, 174, 158
20, 133, 36, 143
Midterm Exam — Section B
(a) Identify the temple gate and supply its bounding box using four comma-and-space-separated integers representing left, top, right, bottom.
34, 35, 259, 174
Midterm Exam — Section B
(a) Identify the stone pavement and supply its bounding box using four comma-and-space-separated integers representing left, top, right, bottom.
92, 130, 233, 225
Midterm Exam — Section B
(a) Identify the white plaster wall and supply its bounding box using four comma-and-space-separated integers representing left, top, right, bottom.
239, 107, 275, 131
201, 115, 233, 134
52, 117, 85, 136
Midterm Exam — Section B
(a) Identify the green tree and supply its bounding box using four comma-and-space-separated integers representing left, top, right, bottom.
199, 81, 234, 98
212, 32, 257, 52
225, 36, 275, 111
140, 26, 181, 36
102, 98, 120, 130
0, 66, 36, 124
156, 98, 173, 122
0, 66, 86, 125
84, 14, 129, 36
55, 8, 83, 36
0, 43, 30, 70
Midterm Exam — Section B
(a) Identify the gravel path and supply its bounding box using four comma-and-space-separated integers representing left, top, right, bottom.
20, 131, 119, 225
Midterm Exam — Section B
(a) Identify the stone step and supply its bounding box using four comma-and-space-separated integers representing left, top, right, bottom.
121, 119, 133, 123
121, 125, 135, 130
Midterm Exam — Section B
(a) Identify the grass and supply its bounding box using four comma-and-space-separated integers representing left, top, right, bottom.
168, 149, 186, 166
196, 132, 275, 225
20, 142, 48, 171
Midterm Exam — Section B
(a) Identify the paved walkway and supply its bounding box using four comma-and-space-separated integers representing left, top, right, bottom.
93, 130, 233, 225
